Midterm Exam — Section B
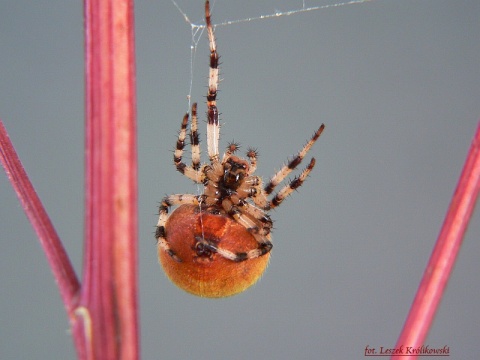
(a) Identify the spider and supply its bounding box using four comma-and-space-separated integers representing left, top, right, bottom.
156, 0, 325, 298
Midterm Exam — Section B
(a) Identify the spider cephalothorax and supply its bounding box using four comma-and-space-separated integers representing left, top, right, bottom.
156, 1, 325, 298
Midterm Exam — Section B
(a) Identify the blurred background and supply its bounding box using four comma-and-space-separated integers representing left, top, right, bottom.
1, 0, 479, 358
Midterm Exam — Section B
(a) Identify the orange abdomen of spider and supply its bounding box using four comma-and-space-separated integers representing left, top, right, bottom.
159, 204, 270, 298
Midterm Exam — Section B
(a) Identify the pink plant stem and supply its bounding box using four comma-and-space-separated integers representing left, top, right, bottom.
393, 121, 480, 359
78, 0, 138, 359
0, 120, 81, 316
0, 121, 87, 355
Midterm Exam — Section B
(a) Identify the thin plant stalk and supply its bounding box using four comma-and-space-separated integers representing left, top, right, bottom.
77, 0, 139, 359
1, 119, 86, 360
0, 120, 81, 320
393, 121, 480, 359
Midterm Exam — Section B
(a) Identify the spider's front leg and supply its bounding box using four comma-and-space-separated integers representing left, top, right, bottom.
156, 194, 204, 262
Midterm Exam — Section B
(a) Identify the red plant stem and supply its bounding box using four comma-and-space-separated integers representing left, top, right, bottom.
0, 120, 81, 316
393, 121, 480, 359
78, 0, 138, 359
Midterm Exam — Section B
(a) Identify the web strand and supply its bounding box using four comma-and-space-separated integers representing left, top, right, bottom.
172, 0, 376, 29
216, 0, 375, 27
171, 0, 376, 107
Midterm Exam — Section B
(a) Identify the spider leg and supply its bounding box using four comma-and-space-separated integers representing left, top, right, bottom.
212, 197, 273, 262
264, 124, 325, 196
235, 198, 273, 235
224, 197, 272, 236
205, 0, 220, 163
173, 104, 205, 183
156, 194, 204, 261
189, 103, 201, 171
268, 157, 316, 210
208, 232, 272, 263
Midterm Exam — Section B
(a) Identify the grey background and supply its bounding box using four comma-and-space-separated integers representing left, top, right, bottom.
1, 0, 479, 359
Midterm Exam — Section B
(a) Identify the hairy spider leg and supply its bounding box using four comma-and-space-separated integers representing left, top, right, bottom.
264, 124, 325, 209
190, 103, 201, 171
173, 104, 206, 183
205, 0, 220, 163
156, 194, 204, 261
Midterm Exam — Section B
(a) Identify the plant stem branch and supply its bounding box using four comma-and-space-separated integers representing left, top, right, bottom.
393, 121, 480, 358
0, 120, 81, 317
